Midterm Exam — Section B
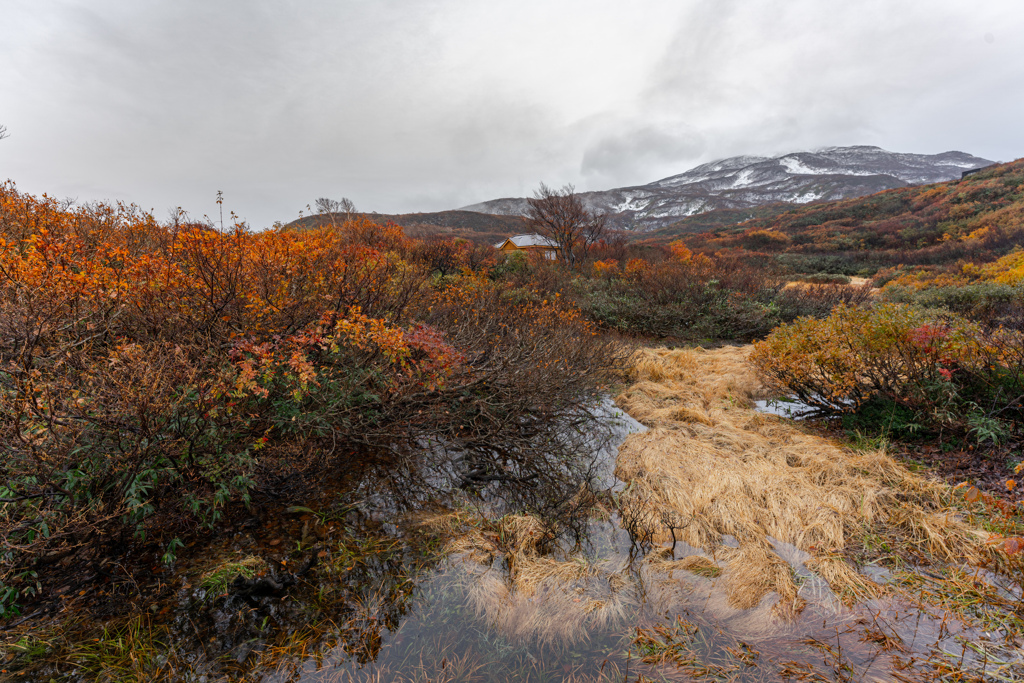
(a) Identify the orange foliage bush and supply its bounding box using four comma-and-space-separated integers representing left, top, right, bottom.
0, 182, 616, 609
591, 259, 619, 279
751, 303, 1024, 439
667, 240, 693, 262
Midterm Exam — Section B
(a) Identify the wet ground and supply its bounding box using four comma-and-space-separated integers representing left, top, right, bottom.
250, 519, 1019, 683
4, 400, 1024, 682
753, 394, 1024, 505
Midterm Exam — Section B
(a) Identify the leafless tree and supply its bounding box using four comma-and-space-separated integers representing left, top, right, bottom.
314, 197, 357, 228
0, 124, 8, 141
525, 183, 605, 269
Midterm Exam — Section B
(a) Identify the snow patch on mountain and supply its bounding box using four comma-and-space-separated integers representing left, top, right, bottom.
459, 146, 995, 232
612, 193, 650, 213
731, 169, 756, 188
793, 191, 826, 203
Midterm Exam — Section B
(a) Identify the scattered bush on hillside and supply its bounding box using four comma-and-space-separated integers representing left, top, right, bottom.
775, 253, 876, 276
482, 238, 873, 341
569, 246, 786, 340
751, 303, 1024, 443
740, 228, 789, 250
880, 249, 1024, 329
884, 282, 1024, 330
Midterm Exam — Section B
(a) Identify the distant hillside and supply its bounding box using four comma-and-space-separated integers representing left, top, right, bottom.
644, 158, 1024, 274
644, 204, 795, 237
286, 210, 527, 245
461, 146, 994, 232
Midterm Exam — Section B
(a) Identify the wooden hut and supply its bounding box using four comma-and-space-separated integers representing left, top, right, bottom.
493, 234, 559, 260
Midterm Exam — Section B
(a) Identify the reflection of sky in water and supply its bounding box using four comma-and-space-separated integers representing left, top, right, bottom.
297, 520, 1012, 682
591, 396, 647, 491
754, 395, 859, 420
264, 400, 1022, 683
753, 397, 818, 419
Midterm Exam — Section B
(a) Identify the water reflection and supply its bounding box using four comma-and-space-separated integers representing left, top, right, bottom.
268, 518, 1006, 683
242, 399, 1015, 683
753, 396, 818, 419
63, 397, 1016, 683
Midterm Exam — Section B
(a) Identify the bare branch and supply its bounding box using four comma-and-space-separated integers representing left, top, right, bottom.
524, 183, 605, 269
314, 197, 357, 228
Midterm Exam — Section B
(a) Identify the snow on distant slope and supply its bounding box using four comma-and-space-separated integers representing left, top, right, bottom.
459, 146, 994, 232
779, 156, 820, 175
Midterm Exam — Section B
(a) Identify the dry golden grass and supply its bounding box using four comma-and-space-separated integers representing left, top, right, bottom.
615, 345, 990, 610
782, 277, 879, 294
462, 558, 636, 647
643, 549, 730, 584
434, 346, 998, 648
442, 513, 636, 645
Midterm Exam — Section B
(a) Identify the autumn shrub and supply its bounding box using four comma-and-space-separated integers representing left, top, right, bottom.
775, 252, 879, 276
493, 249, 575, 296
740, 228, 789, 250
0, 204, 423, 571
487, 249, 530, 281
774, 282, 874, 321
0, 182, 618, 613
751, 303, 1024, 442
571, 250, 785, 340
410, 235, 496, 277
801, 273, 851, 285
413, 274, 622, 525
883, 282, 1024, 329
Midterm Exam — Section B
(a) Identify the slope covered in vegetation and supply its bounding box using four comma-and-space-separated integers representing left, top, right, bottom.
647, 158, 1024, 275
289, 209, 527, 246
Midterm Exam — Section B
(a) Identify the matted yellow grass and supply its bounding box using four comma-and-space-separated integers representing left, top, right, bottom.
615, 346, 989, 609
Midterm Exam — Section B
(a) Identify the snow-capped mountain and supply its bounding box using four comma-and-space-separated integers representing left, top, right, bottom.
460, 146, 994, 232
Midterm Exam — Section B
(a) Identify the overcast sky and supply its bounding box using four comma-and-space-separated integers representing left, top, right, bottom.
2, 0, 1023, 228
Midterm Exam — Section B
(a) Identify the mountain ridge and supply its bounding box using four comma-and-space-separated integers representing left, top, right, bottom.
644, 156, 1024, 272
460, 146, 994, 232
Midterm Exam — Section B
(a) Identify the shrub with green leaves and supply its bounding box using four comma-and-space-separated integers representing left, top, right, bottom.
751, 303, 1024, 442
883, 281, 1024, 329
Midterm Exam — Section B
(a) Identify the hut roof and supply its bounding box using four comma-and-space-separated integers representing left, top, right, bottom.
494, 234, 559, 249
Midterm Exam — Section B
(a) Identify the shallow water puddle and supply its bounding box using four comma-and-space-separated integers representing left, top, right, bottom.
266, 518, 1006, 682
248, 403, 1016, 683
21, 396, 1019, 682
753, 396, 818, 419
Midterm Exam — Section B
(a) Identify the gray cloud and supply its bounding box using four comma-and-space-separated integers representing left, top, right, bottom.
639, 1, 1024, 159
1, 0, 1022, 227
582, 126, 705, 185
